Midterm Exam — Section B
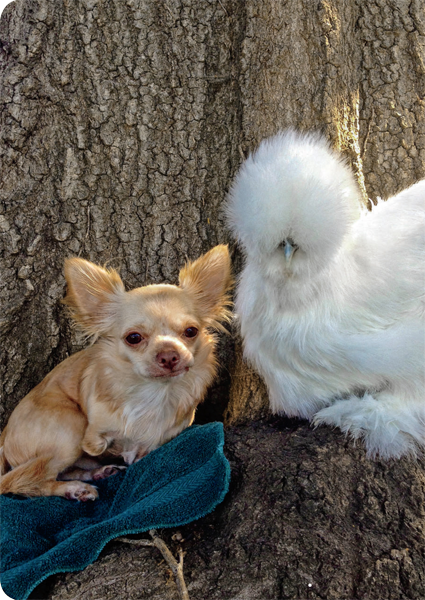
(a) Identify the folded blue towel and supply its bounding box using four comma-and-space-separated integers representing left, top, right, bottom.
0, 422, 230, 600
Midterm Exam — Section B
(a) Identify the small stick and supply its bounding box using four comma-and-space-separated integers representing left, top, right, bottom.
115, 529, 190, 600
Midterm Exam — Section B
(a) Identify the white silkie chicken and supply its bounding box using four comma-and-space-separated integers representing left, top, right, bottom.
226, 130, 425, 459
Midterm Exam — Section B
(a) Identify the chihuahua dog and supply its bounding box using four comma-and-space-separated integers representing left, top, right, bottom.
0, 245, 232, 501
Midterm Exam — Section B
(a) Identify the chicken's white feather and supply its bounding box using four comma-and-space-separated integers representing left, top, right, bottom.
226, 130, 425, 459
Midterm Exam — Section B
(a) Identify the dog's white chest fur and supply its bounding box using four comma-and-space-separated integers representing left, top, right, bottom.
122, 381, 192, 448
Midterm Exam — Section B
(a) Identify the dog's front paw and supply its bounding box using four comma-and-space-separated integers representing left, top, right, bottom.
64, 481, 98, 502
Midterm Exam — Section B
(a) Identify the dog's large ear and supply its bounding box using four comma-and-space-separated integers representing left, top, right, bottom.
179, 245, 233, 330
63, 258, 125, 337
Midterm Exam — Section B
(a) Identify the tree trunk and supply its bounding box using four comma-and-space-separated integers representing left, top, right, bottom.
0, 0, 243, 426
1, 0, 424, 598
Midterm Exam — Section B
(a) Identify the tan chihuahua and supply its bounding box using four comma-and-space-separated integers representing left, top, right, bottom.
0, 245, 232, 501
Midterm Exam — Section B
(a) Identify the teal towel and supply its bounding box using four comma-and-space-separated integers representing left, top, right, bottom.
0, 422, 230, 600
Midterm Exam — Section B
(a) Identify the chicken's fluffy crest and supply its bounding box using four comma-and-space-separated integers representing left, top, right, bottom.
226, 130, 362, 273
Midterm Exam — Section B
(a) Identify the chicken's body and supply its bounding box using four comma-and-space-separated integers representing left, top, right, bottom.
227, 131, 424, 459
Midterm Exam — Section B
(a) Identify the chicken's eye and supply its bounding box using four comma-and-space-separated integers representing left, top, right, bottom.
183, 327, 198, 339
125, 332, 143, 346
279, 237, 298, 249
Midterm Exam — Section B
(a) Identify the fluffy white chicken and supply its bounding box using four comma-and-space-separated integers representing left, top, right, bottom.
226, 130, 425, 459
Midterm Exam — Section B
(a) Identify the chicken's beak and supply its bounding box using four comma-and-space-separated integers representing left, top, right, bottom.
284, 241, 297, 264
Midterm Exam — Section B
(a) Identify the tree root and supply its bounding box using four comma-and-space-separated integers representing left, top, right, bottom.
115, 529, 190, 600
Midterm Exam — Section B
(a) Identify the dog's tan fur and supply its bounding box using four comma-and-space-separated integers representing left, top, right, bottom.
0, 245, 232, 501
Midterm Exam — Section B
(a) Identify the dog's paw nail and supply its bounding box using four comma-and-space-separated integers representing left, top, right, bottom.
78, 489, 97, 501
79, 493, 95, 502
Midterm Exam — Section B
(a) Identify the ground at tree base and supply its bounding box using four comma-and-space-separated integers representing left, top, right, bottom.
33, 418, 425, 600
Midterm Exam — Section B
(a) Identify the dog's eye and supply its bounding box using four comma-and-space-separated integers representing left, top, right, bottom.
125, 332, 143, 345
183, 327, 198, 339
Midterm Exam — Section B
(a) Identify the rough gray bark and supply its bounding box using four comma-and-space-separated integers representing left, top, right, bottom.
1, 0, 424, 599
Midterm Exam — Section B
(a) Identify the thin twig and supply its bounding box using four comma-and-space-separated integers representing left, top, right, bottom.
115, 529, 190, 600
114, 536, 154, 547
217, 0, 228, 16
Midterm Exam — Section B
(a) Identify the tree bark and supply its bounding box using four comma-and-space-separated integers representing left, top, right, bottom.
0, 0, 244, 426
1, 0, 424, 599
